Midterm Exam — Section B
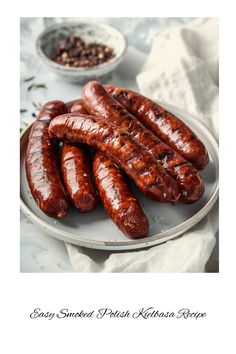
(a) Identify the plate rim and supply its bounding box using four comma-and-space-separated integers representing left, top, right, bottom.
20, 102, 219, 251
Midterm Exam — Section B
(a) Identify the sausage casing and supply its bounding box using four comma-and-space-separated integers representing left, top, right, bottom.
82, 81, 204, 203
93, 152, 149, 238
105, 85, 209, 170
49, 113, 180, 203
61, 144, 98, 212
69, 99, 147, 231
70, 99, 88, 114
70, 99, 148, 230
25, 101, 69, 218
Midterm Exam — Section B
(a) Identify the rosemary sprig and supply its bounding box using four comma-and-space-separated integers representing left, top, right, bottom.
24, 76, 35, 83
20, 108, 28, 113
32, 101, 42, 110
27, 83, 47, 91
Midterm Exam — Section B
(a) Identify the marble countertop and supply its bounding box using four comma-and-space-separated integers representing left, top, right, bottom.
20, 17, 218, 272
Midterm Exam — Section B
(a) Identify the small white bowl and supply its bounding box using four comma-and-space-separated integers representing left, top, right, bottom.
36, 22, 127, 84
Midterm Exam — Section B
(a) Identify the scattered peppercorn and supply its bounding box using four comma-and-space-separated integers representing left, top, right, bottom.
52, 35, 115, 68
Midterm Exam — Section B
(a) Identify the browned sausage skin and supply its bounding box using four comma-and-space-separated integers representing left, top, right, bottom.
93, 152, 149, 238
70, 97, 149, 233
70, 99, 88, 114
82, 81, 204, 203
69, 99, 147, 232
25, 101, 69, 218
61, 144, 98, 212
48, 113, 180, 203
105, 85, 209, 170
64, 100, 98, 211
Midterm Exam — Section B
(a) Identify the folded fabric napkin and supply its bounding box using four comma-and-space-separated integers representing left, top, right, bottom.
66, 18, 219, 272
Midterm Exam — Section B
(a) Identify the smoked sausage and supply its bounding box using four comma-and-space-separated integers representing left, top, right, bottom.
105, 85, 209, 170
25, 101, 69, 218
48, 113, 180, 203
70, 98, 148, 230
64, 99, 98, 211
82, 81, 204, 203
61, 144, 98, 212
93, 152, 149, 238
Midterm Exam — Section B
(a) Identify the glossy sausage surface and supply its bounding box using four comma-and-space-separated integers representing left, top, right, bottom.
26, 101, 69, 218
66, 99, 99, 211
82, 82, 204, 203
70, 99, 88, 114
105, 85, 209, 170
71, 98, 148, 230
61, 144, 98, 212
93, 152, 149, 238
49, 113, 180, 203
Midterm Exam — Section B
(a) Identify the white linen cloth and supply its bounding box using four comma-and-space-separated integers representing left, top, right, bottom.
66, 18, 219, 272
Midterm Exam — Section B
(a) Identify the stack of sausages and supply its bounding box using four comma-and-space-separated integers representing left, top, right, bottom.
25, 81, 209, 239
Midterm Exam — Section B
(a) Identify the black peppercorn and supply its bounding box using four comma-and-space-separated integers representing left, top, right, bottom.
52, 35, 114, 68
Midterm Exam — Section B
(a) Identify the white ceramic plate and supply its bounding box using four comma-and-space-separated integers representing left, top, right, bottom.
20, 102, 219, 250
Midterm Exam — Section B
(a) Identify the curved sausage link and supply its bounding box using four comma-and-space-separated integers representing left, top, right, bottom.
105, 85, 209, 170
25, 101, 69, 218
82, 81, 204, 203
93, 152, 149, 238
49, 113, 180, 203
61, 144, 98, 212
70, 98, 148, 231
